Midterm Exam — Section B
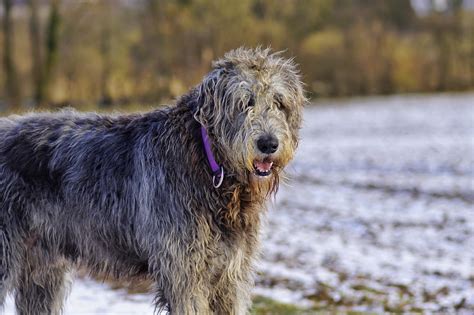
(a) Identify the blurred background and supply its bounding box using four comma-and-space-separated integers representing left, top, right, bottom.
0, 0, 473, 109
1, 0, 474, 314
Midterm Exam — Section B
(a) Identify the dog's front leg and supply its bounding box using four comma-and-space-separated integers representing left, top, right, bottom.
155, 276, 212, 314
172, 294, 211, 315
210, 276, 252, 315
151, 250, 212, 315
209, 247, 253, 315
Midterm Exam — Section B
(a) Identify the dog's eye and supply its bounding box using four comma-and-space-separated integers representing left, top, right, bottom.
247, 96, 255, 107
275, 94, 284, 110
276, 100, 284, 110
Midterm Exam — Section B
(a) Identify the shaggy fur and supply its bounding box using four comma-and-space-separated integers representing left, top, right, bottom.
0, 48, 305, 314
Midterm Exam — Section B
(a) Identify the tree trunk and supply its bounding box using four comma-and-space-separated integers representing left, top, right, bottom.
28, 0, 45, 107
2, 0, 20, 108
99, 4, 112, 108
471, 25, 474, 87
43, 0, 61, 106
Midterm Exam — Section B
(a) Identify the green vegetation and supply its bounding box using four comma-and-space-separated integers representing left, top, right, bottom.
1, 0, 473, 110
251, 296, 315, 315
251, 296, 382, 314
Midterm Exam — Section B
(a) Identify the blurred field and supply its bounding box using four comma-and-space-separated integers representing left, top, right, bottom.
3, 93, 473, 314
1, 0, 473, 110
257, 93, 474, 313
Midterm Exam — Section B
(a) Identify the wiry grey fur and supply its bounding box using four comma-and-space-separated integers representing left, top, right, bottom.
0, 48, 305, 314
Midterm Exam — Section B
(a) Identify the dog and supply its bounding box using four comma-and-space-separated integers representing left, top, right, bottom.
0, 47, 305, 314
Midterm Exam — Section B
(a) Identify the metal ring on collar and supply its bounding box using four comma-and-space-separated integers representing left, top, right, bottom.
212, 167, 224, 188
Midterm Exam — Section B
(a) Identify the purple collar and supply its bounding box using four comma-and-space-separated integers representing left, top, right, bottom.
201, 126, 224, 188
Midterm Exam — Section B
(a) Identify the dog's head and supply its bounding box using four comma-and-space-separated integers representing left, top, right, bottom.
192, 47, 306, 191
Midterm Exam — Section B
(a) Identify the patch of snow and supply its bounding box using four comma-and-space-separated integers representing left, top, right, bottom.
3, 278, 156, 315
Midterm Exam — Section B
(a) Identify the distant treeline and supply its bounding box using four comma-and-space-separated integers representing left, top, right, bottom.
1, 0, 473, 109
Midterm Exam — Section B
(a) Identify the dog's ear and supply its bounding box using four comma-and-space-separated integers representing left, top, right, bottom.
191, 69, 226, 125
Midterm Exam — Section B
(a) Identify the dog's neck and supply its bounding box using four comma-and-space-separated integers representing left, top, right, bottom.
165, 103, 270, 235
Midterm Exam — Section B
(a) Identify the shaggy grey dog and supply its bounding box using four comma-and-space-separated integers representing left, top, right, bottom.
0, 47, 305, 314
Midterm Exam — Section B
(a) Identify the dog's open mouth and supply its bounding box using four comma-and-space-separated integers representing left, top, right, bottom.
253, 158, 274, 177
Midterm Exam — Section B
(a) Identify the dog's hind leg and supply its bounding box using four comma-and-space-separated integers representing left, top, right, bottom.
14, 255, 71, 315
0, 228, 11, 307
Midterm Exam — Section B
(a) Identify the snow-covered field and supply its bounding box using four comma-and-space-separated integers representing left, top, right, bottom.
257, 93, 474, 313
4, 93, 474, 314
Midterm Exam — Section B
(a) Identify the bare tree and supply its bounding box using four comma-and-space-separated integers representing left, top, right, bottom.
99, 1, 113, 107
2, 0, 20, 108
28, 0, 45, 107
43, 0, 61, 105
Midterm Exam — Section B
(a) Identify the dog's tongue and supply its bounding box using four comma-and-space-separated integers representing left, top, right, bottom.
254, 160, 273, 172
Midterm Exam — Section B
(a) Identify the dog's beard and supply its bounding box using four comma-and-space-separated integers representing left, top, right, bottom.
241, 152, 285, 199
248, 166, 280, 198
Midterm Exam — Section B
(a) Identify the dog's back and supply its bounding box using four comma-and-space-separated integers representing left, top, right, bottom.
0, 110, 163, 312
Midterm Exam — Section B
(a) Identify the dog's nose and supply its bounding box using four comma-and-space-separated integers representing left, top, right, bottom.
257, 135, 279, 154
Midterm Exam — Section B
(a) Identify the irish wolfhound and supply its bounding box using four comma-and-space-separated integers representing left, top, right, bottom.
0, 47, 305, 314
